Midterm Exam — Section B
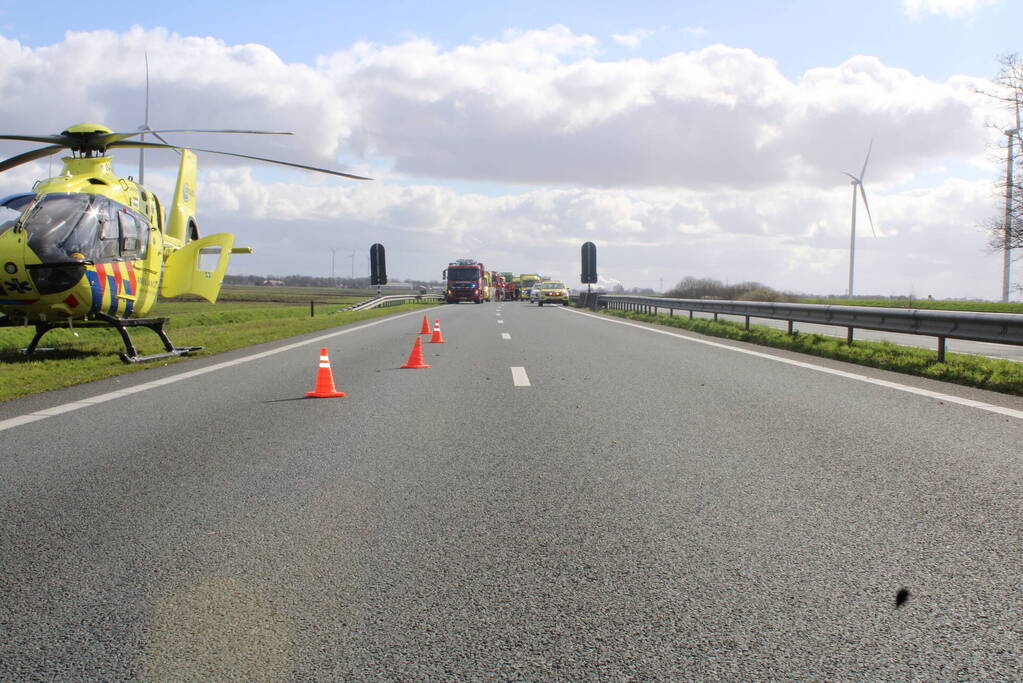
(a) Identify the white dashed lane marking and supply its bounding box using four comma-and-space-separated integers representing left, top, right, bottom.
501, 333, 511, 340
511, 366, 531, 387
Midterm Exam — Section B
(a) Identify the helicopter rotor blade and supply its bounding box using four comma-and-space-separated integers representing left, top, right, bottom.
0, 145, 66, 173
0, 134, 70, 146
0, 129, 294, 155
95, 129, 293, 148
108, 140, 373, 180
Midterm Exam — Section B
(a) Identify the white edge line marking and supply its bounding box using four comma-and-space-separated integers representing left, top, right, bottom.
0, 415, 48, 429
501, 333, 511, 340
0, 309, 424, 434
511, 366, 531, 387
562, 306, 1023, 421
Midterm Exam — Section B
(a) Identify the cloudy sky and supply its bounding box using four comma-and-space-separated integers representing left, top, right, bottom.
0, 0, 1020, 298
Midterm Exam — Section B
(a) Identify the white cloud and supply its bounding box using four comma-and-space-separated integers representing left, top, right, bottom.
324, 34, 995, 189
0, 26, 1013, 299
611, 29, 654, 48
0, 26, 357, 171
0, 26, 999, 191
187, 167, 1001, 298
902, 0, 1000, 19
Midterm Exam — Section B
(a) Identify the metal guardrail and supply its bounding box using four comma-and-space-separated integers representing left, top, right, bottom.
343, 293, 444, 312
585, 295, 1023, 361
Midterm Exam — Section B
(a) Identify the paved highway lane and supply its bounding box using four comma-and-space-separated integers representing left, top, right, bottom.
2, 301, 1022, 679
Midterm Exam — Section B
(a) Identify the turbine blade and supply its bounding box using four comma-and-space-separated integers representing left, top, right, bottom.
107, 140, 372, 180
842, 171, 860, 183
144, 52, 150, 128
860, 138, 874, 181
136, 125, 180, 155
150, 131, 176, 148
0, 145, 65, 173
859, 183, 878, 236
139, 52, 150, 184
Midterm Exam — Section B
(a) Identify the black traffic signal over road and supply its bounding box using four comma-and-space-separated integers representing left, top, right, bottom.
370, 243, 387, 286
581, 241, 597, 284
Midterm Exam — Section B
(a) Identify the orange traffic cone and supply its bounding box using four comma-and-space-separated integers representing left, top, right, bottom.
401, 337, 431, 369
429, 319, 446, 344
419, 315, 431, 334
306, 347, 346, 397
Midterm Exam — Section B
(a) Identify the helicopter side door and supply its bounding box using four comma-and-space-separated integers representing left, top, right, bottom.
160, 232, 236, 303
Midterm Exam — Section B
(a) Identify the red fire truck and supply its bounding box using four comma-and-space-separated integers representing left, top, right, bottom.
492, 272, 507, 301
500, 272, 518, 301
443, 259, 487, 303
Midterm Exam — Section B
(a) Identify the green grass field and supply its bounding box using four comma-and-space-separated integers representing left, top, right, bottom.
190, 284, 381, 304
604, 308, 1023, 396
0, 285, 437, 402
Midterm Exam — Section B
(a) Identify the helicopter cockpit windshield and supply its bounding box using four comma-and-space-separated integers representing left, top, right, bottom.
0, 192, 34, 236
21, 193, 149, 264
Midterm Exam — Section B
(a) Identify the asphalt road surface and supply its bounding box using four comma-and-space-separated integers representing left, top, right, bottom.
2, 301, 1022, 680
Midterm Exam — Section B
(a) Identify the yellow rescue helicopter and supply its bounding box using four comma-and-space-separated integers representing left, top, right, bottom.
0, 123, 369, 362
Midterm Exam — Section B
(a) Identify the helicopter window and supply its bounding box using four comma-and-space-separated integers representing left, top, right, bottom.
21, 193, 140, 263
151, 194, 164, 232
0, 193, 34, 236
23, 193, 99, 261
118, 211, 142, 256
96, 207, 119, 259
100, 213, 118, 241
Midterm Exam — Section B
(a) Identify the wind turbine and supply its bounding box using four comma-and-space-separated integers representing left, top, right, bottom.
136, 54, 177, 185
843, 139, 879, 297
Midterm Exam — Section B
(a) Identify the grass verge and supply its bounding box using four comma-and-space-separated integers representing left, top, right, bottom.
0, 300, 439, 402
603, 308, 1023, 396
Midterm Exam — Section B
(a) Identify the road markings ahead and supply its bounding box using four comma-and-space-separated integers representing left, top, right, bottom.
502, 333, 511, 340
0, 310, 426, 434
498, 320, 504, 324
511, 366, 531, 387
563, 307, 1023, 421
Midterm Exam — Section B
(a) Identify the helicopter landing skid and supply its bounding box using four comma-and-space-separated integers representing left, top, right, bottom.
23, 313, 202, 364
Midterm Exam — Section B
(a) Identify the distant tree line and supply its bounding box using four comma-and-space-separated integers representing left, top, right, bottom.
665, 276, 793, 302
224, 274, 444, 289
608, 283, 657, 295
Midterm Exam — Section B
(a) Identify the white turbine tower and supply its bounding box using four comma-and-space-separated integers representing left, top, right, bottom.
843, 140, 878, 297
